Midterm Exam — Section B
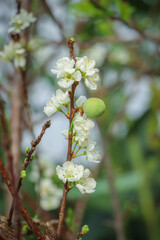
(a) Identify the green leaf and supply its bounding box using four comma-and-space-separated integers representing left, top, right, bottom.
116, 0, 134, 22
71, 0, 103, 16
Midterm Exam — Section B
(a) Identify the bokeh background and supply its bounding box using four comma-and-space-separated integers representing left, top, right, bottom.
1, 0, 160, 239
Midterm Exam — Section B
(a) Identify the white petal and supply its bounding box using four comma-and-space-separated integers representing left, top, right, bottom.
58, 78, 74, 89
85, 78, 97, 90
76, 96, 87, 107
73, 70, 81, 82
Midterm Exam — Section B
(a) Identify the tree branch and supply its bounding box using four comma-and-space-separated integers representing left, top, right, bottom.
0, 158, 46, 240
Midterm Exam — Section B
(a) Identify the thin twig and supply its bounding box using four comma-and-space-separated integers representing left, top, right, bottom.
8, 120, 51, 223
0, 158, 46, 240
76, 230, 84, 240
40, 0, 64, 31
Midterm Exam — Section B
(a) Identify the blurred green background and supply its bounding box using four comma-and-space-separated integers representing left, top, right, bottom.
1, 0, 160, 239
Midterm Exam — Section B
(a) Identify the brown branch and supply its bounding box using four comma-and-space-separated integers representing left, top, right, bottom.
0, 100, 16, 189
8, 120, 51, 224
76, 230, 84, 240
40, 0, 63, 31
57, 38, 79, 239
0, 158, 46, 240
16, 0, 21, 13
57, 182, 68, 239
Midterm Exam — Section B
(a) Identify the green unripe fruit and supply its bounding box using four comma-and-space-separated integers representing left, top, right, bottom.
82, 225, 89, 234
83, 98, 105, 119
21, 170, 26, 179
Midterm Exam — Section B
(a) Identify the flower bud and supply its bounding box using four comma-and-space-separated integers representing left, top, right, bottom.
21, 170, 26, 179
83, 98, 105, 119
31, 153, 35, 159
26, 147, 30, 153
82, 224, 89, 234
70, 37, 75, 42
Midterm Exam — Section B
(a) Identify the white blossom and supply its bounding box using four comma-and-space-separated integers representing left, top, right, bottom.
0, 42, 26, 67
76, 169, 96, 194
58, 70, 81, 89
44, 95, 60, 117
40, 195, 61, 211
76, 56, 100, 90
56, 161, 84, 183
73, 113, 94, 147
29, 157, 55, 182
39, 179, 57, 197
76, 96, 87, 107
56, 89, 70, 105
44, 89, 70, 117
51, 57, 75, 78
39, 179, 62, 210
51, 57, 81, 89
86, 141, 100, 163
76, 56, 98, 76
29, 158, 62, 210
8, 9, 36, 33
85, 73, 100, 90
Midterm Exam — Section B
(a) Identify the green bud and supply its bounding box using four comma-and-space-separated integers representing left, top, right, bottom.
70, 37, 75, 42
83, 98, 105, 119
21, 170, 26, 179
31, 153, 35, 159
26, 147, 30, 153
21, 224, 28, 233
24, 158, 27, 163
82, 225, 89, 234
79, 238, 82, 240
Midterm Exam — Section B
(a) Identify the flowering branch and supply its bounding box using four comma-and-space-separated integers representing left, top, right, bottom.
57, 38, 77, 239
42, 36, 105, 239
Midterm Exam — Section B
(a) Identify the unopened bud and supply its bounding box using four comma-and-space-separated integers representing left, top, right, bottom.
26, 147, 30, 153
70, 37, 75, 42
31, 154, 35, 159
82, 225, 89, 234
21, 170, 26, 179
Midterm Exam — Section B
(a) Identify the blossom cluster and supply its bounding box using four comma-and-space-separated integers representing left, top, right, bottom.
8, 9, 36, 34
29, 157, 62, 210
44, 55, 101, 195
56, 162, 96, 194
0, 9, 36, 68
51, 56, 100, 90
0, 42, 26, 68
